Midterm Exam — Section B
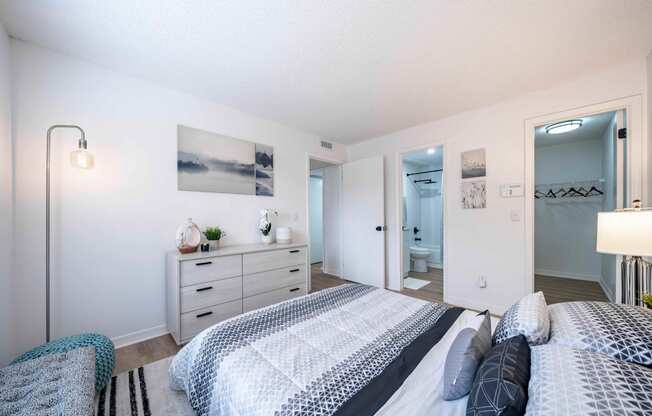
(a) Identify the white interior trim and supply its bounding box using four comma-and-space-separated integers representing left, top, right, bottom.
395, 140, 448, 294
111, 324, 168, 349
524, 95, 645, 302
534, 269, 602, 282
305, 152, 345, 290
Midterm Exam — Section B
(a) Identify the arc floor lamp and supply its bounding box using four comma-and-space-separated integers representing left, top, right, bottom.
46, 125, 94, 342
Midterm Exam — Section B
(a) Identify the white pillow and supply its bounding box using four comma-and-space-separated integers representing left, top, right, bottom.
492, 291, 549, 345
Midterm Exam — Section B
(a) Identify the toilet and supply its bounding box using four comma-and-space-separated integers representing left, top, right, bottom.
409, 246, 432, 272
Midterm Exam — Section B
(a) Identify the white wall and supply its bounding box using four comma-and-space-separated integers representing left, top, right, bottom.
322, 165, 342, 276
648, 52, 652, 206
0, 22, 14, 365
419, 170, 442, 266
534, 139, 604, 282
347, 60, 646, 314
10, 40, 346, 352
402, 161, 421, 274
309, 175, 323, 263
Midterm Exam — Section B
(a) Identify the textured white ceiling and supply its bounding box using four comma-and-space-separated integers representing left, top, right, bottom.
535, 111, 615, 148
1, 1, 651, 144
403, 147, 443, 170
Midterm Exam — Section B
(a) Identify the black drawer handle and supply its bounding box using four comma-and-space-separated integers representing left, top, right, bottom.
289, 269, 300, 273
196, 286, 213, 292
289, 250, 300, 253
289, 287, 300, 292
195, 261, 212, 266
196, 311, 213, 318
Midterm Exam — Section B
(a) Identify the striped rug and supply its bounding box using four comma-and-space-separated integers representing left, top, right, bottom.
95, 357, 193, 416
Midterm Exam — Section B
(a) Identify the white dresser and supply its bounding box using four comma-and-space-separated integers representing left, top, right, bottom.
166, 243, 308, 345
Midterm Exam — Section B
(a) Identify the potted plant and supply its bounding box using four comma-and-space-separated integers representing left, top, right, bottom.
204, 226, 224, 251
643, 294, 652, 309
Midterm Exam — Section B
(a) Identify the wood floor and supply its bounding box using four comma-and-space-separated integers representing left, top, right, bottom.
402, 268, 443, 303
114, 266, 607, 373
535, 274, 608, 304
114, 333, 180, 374
309, 262, 350, 292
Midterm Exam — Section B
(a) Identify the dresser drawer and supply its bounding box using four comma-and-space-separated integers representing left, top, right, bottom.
243, 283, 306, 312
243, 265, 306, 298
180, 300, 242, 341
181, 276, 242, 313
180, 255, 242, 287
242, 247, 305, 275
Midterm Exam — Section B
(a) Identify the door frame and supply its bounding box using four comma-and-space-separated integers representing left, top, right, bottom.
395, 140, 448, 292
305, 153, 344, 292
524, 95, 645, 301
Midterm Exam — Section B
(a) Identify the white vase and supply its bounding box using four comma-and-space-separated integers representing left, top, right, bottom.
208, 240, 220, 251
261, 233, 274, 244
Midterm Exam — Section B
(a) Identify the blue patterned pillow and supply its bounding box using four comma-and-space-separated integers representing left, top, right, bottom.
466, 335, 531, 416
493, 291, 549, 346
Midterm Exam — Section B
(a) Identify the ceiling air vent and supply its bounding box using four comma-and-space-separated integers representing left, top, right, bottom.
320, 140, 333, 150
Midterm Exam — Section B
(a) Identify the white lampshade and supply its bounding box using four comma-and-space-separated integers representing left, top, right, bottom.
596, 210, 652, 256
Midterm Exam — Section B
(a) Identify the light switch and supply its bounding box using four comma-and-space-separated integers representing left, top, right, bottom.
510, 209, 520, 222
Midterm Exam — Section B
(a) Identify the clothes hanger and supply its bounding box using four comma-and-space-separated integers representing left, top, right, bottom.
586, 186, 604, 196
561, 187, 583, 197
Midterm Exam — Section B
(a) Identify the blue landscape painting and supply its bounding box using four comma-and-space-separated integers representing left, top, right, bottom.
177, 125, 256, 195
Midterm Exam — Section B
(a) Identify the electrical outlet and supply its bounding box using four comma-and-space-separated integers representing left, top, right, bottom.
478, 276, 487, 288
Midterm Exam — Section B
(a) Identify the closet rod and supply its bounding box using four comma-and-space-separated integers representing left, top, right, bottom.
406, 169, 443, 177
414, 179, 437, 184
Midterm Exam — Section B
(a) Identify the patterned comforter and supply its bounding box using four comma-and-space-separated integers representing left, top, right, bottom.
170, 284, 462, 416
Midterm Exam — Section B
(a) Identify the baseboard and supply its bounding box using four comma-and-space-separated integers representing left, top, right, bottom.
322, 266, 341, 278
111, 324, 168, 349
599, 279, 615, 302
535, 269, 601, 282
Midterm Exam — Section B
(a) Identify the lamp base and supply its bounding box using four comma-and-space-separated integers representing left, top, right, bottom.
621, 256, 652, 307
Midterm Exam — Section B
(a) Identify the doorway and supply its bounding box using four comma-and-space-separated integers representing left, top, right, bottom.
308, 158, 343, 292
533, 110, 625, 304
307, 154, 386, 290
398, 145, 445, 302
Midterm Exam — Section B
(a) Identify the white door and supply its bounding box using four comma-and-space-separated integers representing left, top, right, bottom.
341, 156, 385, 287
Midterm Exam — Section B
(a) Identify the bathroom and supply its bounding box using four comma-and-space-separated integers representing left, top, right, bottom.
401, 146, 444, 298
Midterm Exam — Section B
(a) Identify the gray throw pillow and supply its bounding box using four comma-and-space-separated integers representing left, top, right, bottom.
443, 311, 491, 400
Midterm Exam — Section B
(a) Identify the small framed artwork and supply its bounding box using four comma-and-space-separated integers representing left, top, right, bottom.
461, 181, 487, 209
461, 148, 486, 179
255, 144, 274, 196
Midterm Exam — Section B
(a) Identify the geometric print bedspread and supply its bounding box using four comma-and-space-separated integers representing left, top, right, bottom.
548, 301, 652, 367
169, 284, 461, 416
527, 344, 652, 415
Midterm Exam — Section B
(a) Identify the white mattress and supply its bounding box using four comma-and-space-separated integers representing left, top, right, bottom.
375, 310, 476, 416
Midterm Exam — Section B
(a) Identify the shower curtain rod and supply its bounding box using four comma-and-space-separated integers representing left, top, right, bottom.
406, 168, 443, 177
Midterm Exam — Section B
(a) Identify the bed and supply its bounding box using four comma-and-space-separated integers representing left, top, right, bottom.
169, 283, 474, 416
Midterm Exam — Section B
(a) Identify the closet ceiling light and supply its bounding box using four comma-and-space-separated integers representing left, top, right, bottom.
545, 119, 582, 135
427, 148, 435, 154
